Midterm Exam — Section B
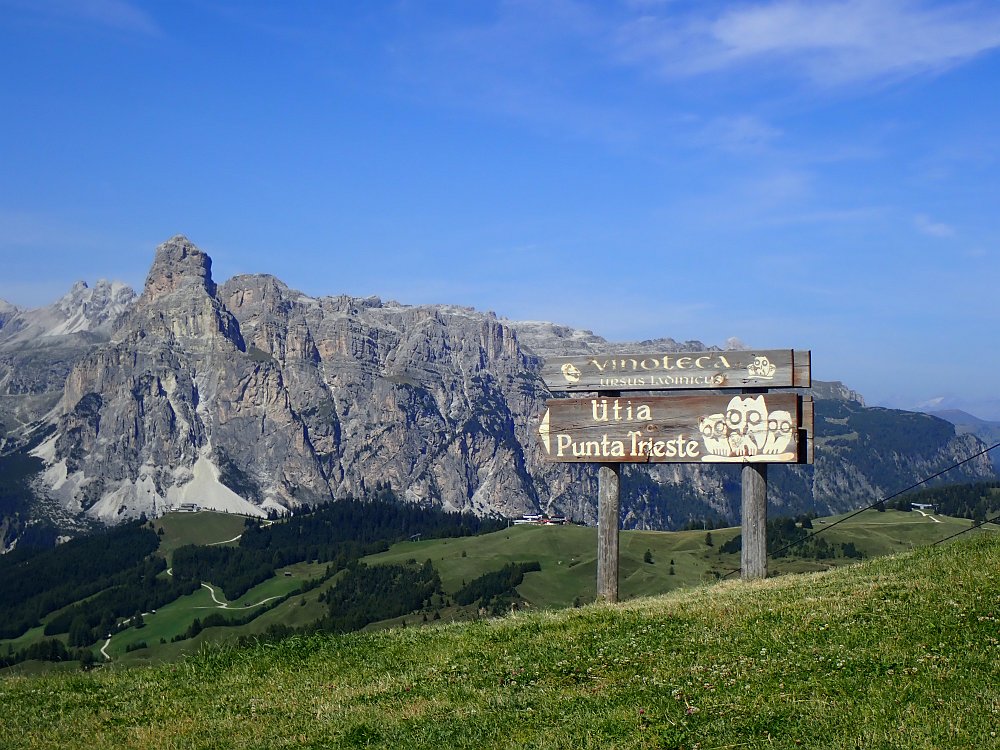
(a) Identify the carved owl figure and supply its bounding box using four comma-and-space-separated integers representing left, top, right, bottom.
747, 355, 776, 379
698, 412, 729, 455
725, 395, 769, 456
763, 410, 793, 455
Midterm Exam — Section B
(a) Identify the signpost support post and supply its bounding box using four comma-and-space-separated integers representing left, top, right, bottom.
597, 390, 621, 603
741, 462, 768, 580
597, 463, 620, 602
741, 387, 768, 581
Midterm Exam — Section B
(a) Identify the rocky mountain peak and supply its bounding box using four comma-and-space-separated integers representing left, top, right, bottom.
0, 299, 18, 330
53, 279, 136, 331
0, 279, 136, 345
143, 235, 216, 300
809, 380, 865, 405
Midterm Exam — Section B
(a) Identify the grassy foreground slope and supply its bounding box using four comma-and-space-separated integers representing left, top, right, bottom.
2, 536, 998, 749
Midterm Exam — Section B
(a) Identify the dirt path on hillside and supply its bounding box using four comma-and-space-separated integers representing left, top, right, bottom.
101, 519, 279, 661
196, 582, 284, 610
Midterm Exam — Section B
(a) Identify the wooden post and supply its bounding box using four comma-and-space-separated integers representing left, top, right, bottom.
741, 459, 768, 580
739, 385, 769, 581
596, 388, 621, 604
597, 463, 621, 602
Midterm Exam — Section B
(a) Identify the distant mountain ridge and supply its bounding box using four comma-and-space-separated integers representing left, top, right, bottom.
931, 409, 1000, 429
0, 280, 134, 343
930, 410, 1000, 472
0, 236, 994, 545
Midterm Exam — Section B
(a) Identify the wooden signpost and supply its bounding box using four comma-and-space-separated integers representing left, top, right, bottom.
539, 393, 811, 464
542, 349, 811, 392
539, 349, 813, 600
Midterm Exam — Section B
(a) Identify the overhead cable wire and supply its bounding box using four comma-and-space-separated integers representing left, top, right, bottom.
932, 512, 1000, 547
766, 439, 1000, 559
720, 439, 1000, 578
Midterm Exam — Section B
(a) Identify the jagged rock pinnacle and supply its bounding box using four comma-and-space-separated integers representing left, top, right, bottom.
143, 235, 216, 300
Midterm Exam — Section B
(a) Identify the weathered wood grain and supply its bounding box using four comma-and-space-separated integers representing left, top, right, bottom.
541, 349, 806, 392
801, 396, 815, 465
792, 350, 812, 388
597, 463, 620, 603
741, 462, 768, 580
539, 393, 806, 464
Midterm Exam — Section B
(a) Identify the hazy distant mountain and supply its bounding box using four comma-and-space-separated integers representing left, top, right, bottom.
929, 410, 1000, 472
0, 236, 994, 547
0, 299, 18, 331
0, 280, 137, 444
931, 409, 996, 428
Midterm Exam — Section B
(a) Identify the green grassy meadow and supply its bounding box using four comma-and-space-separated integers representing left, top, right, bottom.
368, 510, 995, 611
2, 534, 997, 749
105, 559, 331, 664
151, 511, 249, 558
3, 508, 995, 671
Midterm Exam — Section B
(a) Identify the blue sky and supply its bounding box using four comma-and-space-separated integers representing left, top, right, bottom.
1, 1, 998, 418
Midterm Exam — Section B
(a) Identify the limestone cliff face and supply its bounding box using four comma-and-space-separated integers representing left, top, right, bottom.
0, 279, 137, 452
7, 236, 997, 530
41, 236, 328, 522
30, 237, 560, 523
217, 275, 551, 518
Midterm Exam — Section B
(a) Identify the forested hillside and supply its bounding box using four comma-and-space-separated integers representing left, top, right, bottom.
0, 491, 505, 670
894, 480, 1000, 522
4, 486, 998, 673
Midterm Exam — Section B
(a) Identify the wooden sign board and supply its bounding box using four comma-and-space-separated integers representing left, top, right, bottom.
541, 349, 811, 392
539, 393, 813, 464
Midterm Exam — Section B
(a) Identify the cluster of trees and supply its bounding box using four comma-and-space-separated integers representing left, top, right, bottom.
43, 555, 199, 645
894, 481, 1000, 523
244, 487, 506, 552
454, 561, 541, 613
315, 560, 441, 633
0, 521, 159, 639
621, 469, 739, 531
1, 486, 514, 662
0, 638, 95, 670
172, 609, 261, 642
718, 517, 863, 561
841, 405, 955, 453
0, 440, 47, 547
171, 490, 506, 601
171, 545, 276, 602
682, 517, 729, 531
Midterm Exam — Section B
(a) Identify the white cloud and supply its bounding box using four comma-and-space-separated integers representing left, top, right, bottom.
617, 0, 1000, 85
914, 213, 956, 237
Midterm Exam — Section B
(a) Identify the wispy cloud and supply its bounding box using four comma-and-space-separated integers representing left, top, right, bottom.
1, 0, 161, 36
616, 0, 1000, 86
914, 213, 956, 237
